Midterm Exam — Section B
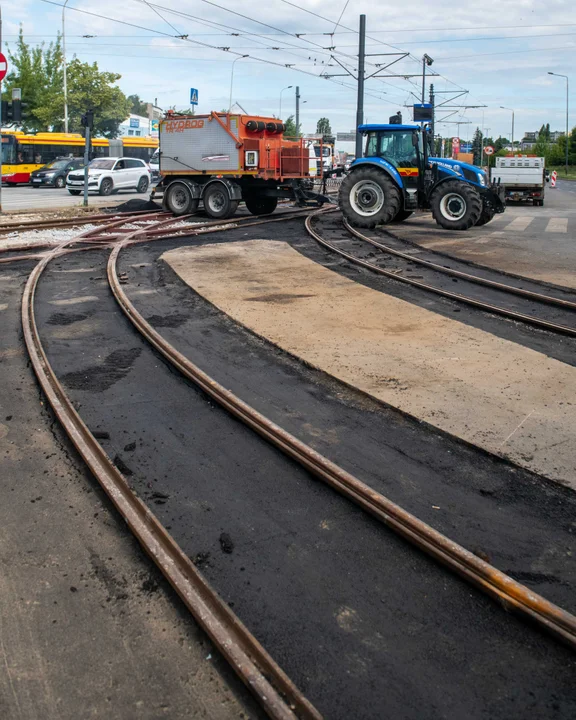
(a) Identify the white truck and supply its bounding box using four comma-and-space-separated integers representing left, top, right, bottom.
490, 156, 549, 206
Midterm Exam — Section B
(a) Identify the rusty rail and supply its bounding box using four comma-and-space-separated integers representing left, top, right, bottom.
108, 232, 576, 650
21, 215, 324, 720
307, 212, 576, 337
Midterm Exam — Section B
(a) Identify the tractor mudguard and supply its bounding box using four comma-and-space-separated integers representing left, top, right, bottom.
350, 158, 403, 189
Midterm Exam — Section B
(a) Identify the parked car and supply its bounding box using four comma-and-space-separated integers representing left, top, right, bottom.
66, 157, 151, 196
30, 157, 84, 189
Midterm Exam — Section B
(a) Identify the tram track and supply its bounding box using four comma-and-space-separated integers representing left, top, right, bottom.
305, 211, 576, 337
11, 208, 576, 718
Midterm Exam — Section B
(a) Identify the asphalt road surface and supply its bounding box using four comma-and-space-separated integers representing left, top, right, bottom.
0, 184, 150, 211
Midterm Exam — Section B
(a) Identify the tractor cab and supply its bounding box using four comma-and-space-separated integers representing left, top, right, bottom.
340, 120, 505, 231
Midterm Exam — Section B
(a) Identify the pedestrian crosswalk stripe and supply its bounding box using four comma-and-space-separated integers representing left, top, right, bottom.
545, 218, 568, 233
505, 216, 534, 231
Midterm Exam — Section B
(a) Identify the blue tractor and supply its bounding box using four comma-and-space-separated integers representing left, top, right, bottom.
339, 121, 506, 231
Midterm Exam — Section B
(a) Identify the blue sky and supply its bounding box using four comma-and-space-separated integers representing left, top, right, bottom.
5, 0, 575, 148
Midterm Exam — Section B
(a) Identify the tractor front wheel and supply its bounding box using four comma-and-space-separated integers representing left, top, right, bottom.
475, 204, 496, 227
430, 180, 482, 231
339, 167, 401, 228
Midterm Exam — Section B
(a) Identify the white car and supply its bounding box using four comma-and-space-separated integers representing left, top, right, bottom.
67, 157, 151, 196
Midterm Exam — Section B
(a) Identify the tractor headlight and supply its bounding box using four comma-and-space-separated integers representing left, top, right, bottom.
477, 172, 486, 186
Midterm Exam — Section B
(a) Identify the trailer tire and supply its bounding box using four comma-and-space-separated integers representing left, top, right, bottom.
165, 181, 199, 216
392, 209, 414, 223
430, 180, 482, 231
475, 204, 496, 227
244, 195, 278, 216
339, 167, 401, 228
203, 183, 238, 219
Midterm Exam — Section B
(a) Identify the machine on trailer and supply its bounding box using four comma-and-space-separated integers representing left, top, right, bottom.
490, 156, 549, 206
156, 111, 326, 218
339, 121, 506, 230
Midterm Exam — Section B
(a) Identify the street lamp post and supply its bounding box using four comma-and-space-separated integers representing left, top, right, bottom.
228, 55, 248, 112
422, 54, 433, 104
548, 71, 570, 176
63, 0, 71, 133
499, 106, 515, 149
279, 85, 293, 120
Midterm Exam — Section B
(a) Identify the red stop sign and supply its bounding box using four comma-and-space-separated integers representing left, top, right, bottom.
0, 52, 7, 82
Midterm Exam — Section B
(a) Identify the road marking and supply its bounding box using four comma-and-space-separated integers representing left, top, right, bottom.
545, 218, 568, 233
505, 216, 534, 231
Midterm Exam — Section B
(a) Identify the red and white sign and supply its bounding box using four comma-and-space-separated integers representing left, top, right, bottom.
0, 52, 7, 82
452, 137, 460, 158
483, 145, 495, 156
550, 170, 557, 188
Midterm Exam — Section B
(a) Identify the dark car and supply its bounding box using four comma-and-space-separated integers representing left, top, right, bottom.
30, 158, 84, 189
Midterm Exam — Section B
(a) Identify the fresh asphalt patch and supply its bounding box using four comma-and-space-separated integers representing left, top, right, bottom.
32, 247, 576, 719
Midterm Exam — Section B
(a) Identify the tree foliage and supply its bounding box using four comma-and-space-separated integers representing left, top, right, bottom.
471, 127, 483, 165
3, 27, 131, 137
284, 115, 299, 137
316, 117, 333, 141
128, 94, 149, 117
3, 27, 63, 132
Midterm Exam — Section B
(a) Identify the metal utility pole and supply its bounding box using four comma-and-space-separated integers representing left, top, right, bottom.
429, 83, 435, 146
279, 85, 292, 120
83, 123, 90, 207
295, 86, 300, 136
63, 0, 71, 133
421, 54, 433, 104
499, 106, 514, 148
355, 14, 366, 159
548, 72, 570, 176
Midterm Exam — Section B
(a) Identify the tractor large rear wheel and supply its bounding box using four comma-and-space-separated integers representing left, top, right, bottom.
339, 167, 401, 228
430, 180, 482, 231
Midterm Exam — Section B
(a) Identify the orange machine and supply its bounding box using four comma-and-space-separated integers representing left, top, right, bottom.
158, 111, 327, 219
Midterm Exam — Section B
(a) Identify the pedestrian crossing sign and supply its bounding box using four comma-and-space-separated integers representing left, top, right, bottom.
190, 88, 199, 106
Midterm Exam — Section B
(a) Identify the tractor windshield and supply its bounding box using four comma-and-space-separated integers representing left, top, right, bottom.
365, 130, 419, 169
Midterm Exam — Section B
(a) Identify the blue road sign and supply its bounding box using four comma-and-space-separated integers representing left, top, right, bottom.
190, 88, 199, 105
129, 118, 140, 128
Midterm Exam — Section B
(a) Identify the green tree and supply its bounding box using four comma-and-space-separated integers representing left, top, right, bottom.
36, 59, 131, 137
316, 117, 333, 142
127, 94, 149, 116
3, 26, 63, 131
4, 28, 131, 137
471, 127, 483, 165
494, 137, 510, 152
284, 115, 299, 137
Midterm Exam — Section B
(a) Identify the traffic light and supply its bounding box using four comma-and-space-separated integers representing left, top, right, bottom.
1, 100, 24, 122
81, 109, 94, 130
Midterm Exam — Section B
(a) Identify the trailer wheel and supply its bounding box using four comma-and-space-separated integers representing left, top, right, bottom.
392, 209, 413, 223
203, 184, 238, 219
430, 180, 482, 231
475, 204, 496, 227
339, 167, 401, 228
244, 196, 278, 216
165, 181, 199, 216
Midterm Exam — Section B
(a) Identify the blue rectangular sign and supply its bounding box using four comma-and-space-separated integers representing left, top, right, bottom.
129, 118, 140, 128
190, 88, 199, 105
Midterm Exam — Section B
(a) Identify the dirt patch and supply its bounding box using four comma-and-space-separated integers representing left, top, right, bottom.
46, 312, 89, 326
163, 239, 576, 488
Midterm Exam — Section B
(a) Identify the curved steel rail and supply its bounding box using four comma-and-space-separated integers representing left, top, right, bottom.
108, 232, 576, 650
345, 219, 576, 311
22, 216, 323, 720
306, 212, 576, 336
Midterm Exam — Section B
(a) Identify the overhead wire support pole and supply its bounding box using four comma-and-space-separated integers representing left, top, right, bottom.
63, 0, 70, 134
355, 13, 366, 159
